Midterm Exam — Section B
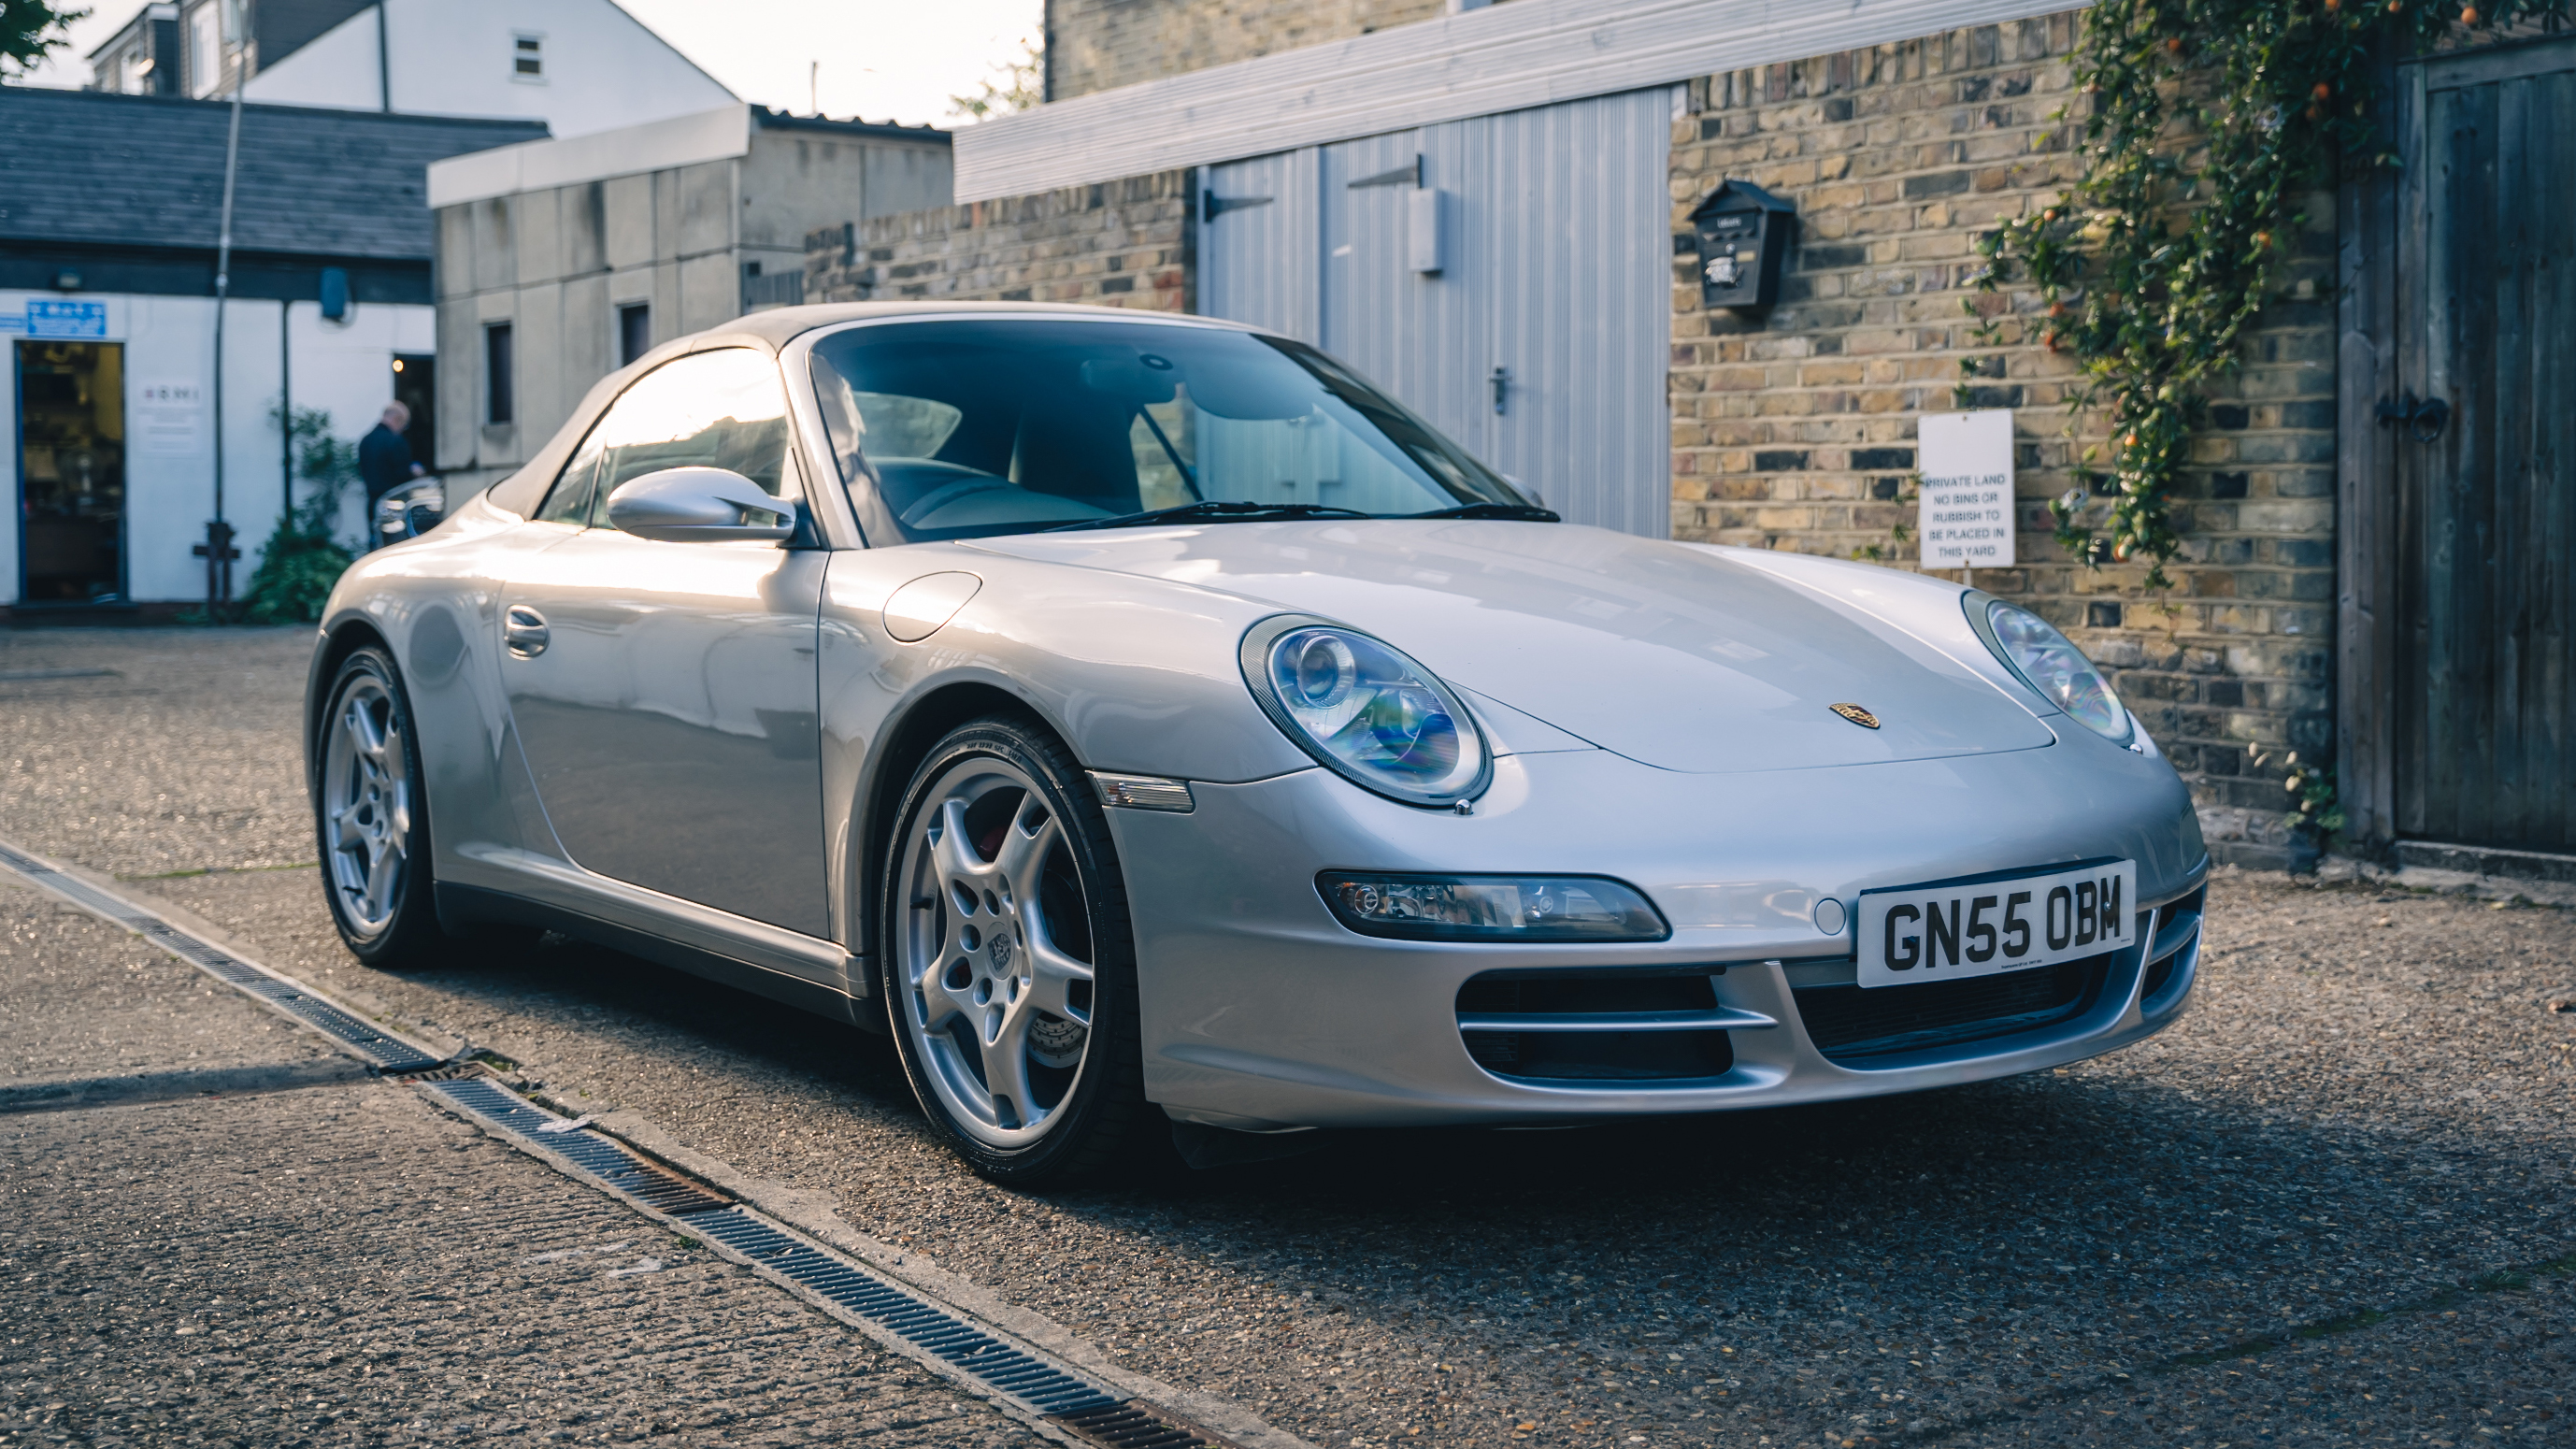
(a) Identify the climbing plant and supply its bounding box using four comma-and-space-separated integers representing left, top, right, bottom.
1968, 0, 2565, 592
240, 405, 358, 625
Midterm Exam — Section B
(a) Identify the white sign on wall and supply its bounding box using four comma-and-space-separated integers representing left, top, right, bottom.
1916, 409, 2016, 568
135, 380, 208, 458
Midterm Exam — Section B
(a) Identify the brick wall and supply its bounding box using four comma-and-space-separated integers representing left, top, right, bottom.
1046, 0, 1448, 99
1667, 13, 2339, 868
804, 171, 1192, 312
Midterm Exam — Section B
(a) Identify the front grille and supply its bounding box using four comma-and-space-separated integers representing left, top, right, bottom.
1456, 968, 1735, 1083
1462, 1026, 1736, 1081
1456, 971, 1718, 1016
1794, 954, 2111, 1063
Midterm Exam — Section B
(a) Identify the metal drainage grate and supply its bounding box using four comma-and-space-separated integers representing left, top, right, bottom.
420, 1077, 1228, 1432
1053, 1399, 1223, 1448
424, 1078, 733, 1215
686, 1211, 1117, 1416
0, 841, 445, 1073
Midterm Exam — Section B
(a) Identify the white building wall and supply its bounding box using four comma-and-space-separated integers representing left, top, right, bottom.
243, 0, 737, 138
2, 291, 432, 606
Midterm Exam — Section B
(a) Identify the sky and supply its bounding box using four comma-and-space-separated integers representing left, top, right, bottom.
14, 0, 1044, 127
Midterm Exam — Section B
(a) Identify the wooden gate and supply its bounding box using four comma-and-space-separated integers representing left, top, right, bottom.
2341, 36, 2576, 859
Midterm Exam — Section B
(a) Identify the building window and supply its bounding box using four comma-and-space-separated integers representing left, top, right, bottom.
618, 304, 651, 367
485, 323, 515, 425
512, 34, 544, 80
186, 2, 222, 96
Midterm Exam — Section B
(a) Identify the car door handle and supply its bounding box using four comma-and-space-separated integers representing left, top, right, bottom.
504, 605, 549, 658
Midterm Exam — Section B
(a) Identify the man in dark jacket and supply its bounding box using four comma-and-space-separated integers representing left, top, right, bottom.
357, 402, 424, 509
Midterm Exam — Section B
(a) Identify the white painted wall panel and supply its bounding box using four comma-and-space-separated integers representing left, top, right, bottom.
246, 0, 737, 141
4, 293, 432, 605
1319, 125, 1494, 476
1203, 90, 1669, 537
1201, 150, 1322, 344
1481, 88, 1671, 538
958, 0, 2087, 201
0, 324, 16, 605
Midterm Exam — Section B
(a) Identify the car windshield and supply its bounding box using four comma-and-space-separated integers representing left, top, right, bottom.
807, 318, 1528, 542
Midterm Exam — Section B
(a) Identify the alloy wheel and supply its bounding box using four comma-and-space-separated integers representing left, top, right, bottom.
895, 755, 1098, 1150
322, 673, 413, 940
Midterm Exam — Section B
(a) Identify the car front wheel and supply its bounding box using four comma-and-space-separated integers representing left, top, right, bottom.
880, 715, 1152, 1186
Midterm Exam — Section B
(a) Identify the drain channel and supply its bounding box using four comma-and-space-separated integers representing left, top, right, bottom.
0, 840, 446, 1073
0, 838, 1245, 1449
423, 1077, 1227, 1445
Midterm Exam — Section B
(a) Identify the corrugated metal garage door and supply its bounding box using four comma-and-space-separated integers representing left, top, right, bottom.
1200, 88, 1672, 538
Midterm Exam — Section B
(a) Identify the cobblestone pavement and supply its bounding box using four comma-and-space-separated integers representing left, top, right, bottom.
5, 627, 2572, 1449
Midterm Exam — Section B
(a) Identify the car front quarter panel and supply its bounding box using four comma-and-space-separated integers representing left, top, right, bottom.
818, 545, 1320, 951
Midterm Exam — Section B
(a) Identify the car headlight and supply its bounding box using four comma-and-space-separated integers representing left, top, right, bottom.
1966, 593, 2134, 745
1239, 616, 1491, 807
1317, 871, 1669, 941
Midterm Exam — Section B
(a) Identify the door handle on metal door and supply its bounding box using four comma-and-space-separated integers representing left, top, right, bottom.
504, 605, 549, 657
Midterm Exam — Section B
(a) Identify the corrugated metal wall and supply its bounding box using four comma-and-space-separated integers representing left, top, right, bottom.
1201, 88, 1672, 538
1201, 149, 1321, 343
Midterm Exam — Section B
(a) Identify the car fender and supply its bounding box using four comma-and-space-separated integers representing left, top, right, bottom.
819, 543, 1319, 951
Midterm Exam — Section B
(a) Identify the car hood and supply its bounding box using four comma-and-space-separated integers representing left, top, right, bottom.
966, 521, 2056, 774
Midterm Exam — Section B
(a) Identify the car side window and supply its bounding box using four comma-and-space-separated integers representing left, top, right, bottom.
533, 349, 797, 528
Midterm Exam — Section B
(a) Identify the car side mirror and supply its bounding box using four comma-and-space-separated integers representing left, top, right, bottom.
605, 467, 794, 543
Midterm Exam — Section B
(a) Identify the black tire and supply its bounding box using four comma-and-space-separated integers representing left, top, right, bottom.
878, 714, 1155, 1187
313, 645, 443, 968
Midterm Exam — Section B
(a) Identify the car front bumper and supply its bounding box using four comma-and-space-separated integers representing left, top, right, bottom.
1105, 739, 2208, 1131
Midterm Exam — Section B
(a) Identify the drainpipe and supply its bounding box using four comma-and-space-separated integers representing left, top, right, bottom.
279, 298, 293, 531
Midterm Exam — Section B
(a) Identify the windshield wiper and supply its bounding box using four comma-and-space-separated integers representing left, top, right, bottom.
1400, 502, 1561, 522
1044, 500, 1372, 533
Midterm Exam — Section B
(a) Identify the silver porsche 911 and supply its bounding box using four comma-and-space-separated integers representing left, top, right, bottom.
307, 303, 2209, 1184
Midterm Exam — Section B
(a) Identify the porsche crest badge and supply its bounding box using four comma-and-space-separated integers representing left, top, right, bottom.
1829, 702, 1882, 729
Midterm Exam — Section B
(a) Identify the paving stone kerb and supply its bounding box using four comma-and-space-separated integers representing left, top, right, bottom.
1667, 11, 2338, 868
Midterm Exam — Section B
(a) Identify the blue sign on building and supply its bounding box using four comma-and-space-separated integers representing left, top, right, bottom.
25, 299, 109, 337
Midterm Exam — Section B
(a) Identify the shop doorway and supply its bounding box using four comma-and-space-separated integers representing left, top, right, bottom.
392, 352, 436, 468
15, 340, 126, 605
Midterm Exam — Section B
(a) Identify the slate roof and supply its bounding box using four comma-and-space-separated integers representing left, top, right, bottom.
0, 87, 548, 260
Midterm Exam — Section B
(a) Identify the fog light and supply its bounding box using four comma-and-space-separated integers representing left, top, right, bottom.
1316, 872, 1668, 942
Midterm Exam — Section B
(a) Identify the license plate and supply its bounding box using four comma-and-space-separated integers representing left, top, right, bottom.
1855, 860, 2136, 989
